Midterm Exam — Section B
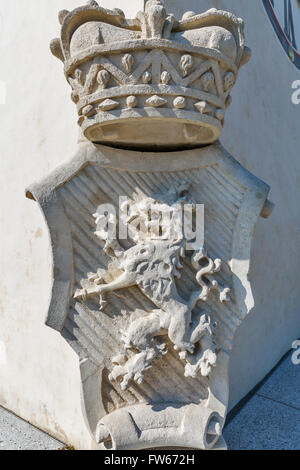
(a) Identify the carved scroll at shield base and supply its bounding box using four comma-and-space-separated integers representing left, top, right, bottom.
27, 141, 271, 450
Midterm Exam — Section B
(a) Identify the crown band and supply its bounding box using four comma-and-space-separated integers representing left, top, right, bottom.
64, 40, 238, 75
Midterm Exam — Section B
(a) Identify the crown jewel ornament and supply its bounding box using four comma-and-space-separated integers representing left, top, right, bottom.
27, 0, 273, 451
51, 0, 251, 149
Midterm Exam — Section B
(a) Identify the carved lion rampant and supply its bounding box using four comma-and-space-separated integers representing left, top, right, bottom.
74, 183, 230, 390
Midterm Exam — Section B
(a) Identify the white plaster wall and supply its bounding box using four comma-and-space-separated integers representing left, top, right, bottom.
0, 0, 299, 447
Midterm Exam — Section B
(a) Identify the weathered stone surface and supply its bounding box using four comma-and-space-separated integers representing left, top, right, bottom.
26, 0, 273, 451
50, 0, 251, 149
27, 140, 271, 450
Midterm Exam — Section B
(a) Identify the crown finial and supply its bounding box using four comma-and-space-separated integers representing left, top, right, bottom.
143, 0, 166, 38
87, 0, 99, 7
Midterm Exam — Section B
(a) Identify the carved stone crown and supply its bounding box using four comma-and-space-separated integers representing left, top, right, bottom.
51, 0, 251, 149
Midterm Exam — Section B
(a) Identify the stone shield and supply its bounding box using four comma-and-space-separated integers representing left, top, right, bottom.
26, 141, 270, 450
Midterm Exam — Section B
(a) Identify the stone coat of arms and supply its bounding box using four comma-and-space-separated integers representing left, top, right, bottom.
27, 1, 273, 450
